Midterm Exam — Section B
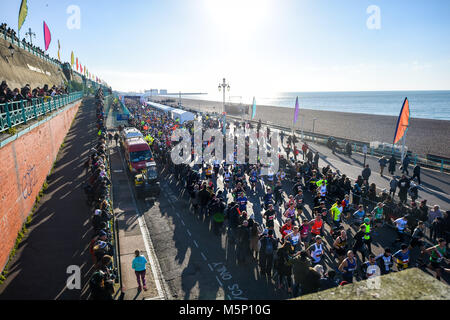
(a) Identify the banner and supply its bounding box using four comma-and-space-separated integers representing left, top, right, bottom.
293, 96, 299, 124
393, 97, 410, 144
18, 0, 28, 32
43, 21, 51, 51
71, 51, 74, 68
251, 97, 256, 120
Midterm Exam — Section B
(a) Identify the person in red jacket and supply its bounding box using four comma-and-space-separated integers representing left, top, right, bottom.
302, 143, 308, 160
280, 218, 294, 240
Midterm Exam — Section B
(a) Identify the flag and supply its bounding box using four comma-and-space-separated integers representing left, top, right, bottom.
293, 96, 300, 124
18, 0, 28, 32
57, 40, 61, 61
71, 51, 74, 68
80, 65, 83, 74
76, 58, 79, 71
393, 97, 410, 144
43, 21, 51, 51
251, 97, 256, 120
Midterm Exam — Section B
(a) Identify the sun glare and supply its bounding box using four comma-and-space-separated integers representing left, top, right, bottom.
204, 0, 271, 35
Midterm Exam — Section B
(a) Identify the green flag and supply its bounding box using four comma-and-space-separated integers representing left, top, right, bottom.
18, 0, 28, 32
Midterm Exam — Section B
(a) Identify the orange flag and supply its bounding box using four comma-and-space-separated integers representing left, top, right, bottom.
393, 98, 410, 144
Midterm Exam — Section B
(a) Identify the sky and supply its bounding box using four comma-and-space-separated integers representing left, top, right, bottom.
2, 0, 450, 95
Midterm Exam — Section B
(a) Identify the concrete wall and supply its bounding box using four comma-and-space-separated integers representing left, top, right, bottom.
0, 37, 68, 89
0, 100, 82, 272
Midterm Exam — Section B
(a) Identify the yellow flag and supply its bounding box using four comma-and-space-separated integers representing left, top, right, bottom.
57, 40, 61, 61
71, 51, 74, 68
18, 0, 28, 32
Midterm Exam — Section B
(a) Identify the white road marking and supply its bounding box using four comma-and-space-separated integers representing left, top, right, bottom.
208, 263, 214, 271
193, 240, 199, 248
216, 276, 223, 287
187, 229, 192, 237
181, 219, 185, 226
201, 252, 207, 261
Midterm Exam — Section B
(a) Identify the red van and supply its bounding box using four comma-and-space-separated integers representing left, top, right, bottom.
123, 137, 154, 175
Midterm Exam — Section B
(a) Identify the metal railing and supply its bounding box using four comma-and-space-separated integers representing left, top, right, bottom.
221, 114, 450, 174
0, 91, 84, 133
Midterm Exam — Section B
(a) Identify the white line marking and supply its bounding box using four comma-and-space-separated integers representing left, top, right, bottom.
193, 240, 199, 248
208, 263, 213, 271
216, 276, 223, 287
187, 229, 192, 237
181, 220, 185, 226
116, 146, 167, 299
227, 295, 232, 300
201, 252, 207, 261
176, 213, 180, 218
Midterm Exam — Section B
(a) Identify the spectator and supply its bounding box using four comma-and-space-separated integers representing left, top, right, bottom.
132, 250, 148, 291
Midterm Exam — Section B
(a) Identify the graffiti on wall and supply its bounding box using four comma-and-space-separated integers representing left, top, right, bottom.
22, 165, 38, 199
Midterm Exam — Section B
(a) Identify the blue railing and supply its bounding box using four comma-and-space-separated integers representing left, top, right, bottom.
0, 92, 84, 133
2, 28, 62, 68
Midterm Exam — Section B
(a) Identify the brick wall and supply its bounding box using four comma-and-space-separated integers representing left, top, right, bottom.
0, 100, 82, 272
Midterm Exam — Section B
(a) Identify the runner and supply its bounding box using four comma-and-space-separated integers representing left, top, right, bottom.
333, 230, 348, 266
339, 250, 358, 283
280, 218, 294, 240
299, 219, 312, 245
285, 226, 302, 253
264, 204, 277, 230
310, 214, 324, 239
371, 202, 385, 231
393, 244, 410, 271
360, 254, 380, 280
308, 236, 325, 266
424, 238, 449, 281
376, 248, 393, 275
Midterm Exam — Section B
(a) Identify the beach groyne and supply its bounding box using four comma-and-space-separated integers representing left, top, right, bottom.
152, 97, 450, 159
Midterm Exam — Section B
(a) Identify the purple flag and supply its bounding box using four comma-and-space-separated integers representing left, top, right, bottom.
43, 21, 51, 51
293, 96, 299, 124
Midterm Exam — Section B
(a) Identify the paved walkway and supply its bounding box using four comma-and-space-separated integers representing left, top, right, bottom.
0, 97, 99, 300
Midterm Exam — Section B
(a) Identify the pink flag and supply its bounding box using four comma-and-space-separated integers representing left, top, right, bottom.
293, 96, 299, 124
43, 21, 51, 51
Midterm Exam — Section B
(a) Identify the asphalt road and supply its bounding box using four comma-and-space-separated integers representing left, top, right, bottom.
111, 117, 450, 300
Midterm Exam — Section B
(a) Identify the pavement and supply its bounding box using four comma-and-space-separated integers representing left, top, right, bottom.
0, 97, 99, 300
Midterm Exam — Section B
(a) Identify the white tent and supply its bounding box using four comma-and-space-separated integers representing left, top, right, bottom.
147, 101, 175, 114
171, 109, 195, 124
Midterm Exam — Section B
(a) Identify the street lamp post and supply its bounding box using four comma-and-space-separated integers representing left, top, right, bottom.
218, 78, 230, 115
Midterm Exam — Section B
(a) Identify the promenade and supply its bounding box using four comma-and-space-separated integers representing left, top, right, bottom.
0, 98, 98, 300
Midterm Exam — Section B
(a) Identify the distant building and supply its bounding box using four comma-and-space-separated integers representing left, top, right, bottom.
160, 89, 168, 95
144, 89, 159, 96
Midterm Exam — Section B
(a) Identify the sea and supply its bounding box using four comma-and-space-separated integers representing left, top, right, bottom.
183, 91, 450, 121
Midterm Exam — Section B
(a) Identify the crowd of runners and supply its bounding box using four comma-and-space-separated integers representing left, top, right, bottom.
122, 98, 449, 297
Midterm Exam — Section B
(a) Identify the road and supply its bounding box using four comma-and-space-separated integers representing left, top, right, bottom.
111, 115, 449, 300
